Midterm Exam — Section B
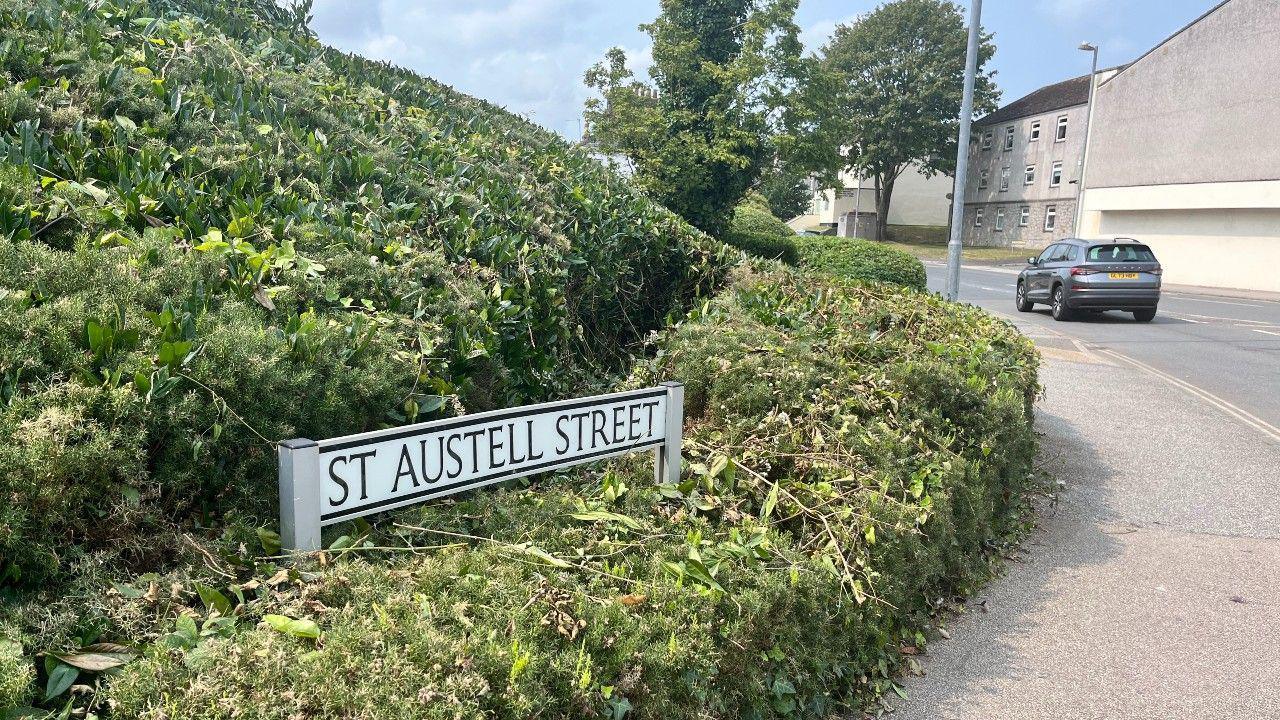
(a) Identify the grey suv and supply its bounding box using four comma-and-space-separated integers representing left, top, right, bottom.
1016, 238, 1162, 322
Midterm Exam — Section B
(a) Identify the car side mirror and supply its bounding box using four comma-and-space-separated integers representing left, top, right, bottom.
1027, 256, 1038, 266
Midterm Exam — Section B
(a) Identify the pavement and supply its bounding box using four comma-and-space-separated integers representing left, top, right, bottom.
885, 263, 1280, 719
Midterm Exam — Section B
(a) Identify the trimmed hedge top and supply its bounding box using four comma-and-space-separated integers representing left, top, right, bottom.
794, 236, 928, 291
0, 0, 724, 587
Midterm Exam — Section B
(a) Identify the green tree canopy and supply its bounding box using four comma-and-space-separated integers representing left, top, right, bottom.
785, 0, 999, 239
584, 0, 800, 238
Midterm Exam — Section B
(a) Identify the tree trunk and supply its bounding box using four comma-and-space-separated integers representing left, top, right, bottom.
875, 172, 896, 241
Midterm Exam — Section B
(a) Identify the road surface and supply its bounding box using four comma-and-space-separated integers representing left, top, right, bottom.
888, 263, 1280, 719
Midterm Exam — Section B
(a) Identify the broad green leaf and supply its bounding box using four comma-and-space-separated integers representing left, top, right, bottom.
195, 583, 233, 615
571, 510, 641, 530
263, 615, 321, 640
44, 662, 77, 700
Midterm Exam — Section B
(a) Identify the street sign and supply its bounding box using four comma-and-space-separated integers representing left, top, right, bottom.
278, 382, 684, 550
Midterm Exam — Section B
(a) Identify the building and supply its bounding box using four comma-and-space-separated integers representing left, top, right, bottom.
1078, 0, 1280, 293
961, 69, 1121, 248
788, 166, 951, 238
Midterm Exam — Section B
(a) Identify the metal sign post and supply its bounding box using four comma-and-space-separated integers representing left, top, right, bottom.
278, 382, 685, 551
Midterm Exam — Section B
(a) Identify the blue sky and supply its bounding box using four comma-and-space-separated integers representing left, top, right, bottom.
310, 0, 1216, 139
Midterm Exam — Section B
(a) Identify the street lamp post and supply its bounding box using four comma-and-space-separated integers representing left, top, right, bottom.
1075, 42, 1099, 237
944, 0, 982, 302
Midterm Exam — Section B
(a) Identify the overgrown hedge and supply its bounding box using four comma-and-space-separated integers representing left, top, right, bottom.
794, 236, 928, 291
0, 0, 726, 589
0, 265, 1039, 718
723, 196, 799, 264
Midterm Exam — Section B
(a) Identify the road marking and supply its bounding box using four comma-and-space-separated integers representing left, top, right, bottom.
1250, 328, 1280, 337
1166, 311, 1271, 325
1094, 348, 1280, 446
1162, 293, 1268, 307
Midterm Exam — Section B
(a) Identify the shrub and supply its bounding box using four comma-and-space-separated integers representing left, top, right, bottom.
724, 197, 799, 263
0, 0, 724, 588
793, 235, 928, 290
0, 635, 33, 709
99, 265, 1038, 719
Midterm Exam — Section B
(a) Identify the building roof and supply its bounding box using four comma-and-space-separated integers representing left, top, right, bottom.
977, 74, 1092, 127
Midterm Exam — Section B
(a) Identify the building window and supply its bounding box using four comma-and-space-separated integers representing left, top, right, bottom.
995, 207, 1006, 231
974, 208, 984, 227
1050, 161, 1063, 187
1019, 206, 1030, 226
979, 169, 989, 189
981, 131, 993, 150
1045, 205, 1057, 231
1030, 122, 1041, 141
1003, 126, 1015, 151
1056, 115, 1068, 142
1024, 165, 1036, 185
1000, 167, 1011, 192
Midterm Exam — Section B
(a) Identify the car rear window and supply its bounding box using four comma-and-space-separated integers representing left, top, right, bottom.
1087, 244, 1156, 262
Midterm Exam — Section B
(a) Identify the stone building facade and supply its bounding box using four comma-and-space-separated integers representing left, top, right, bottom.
960, 70, 1120, 248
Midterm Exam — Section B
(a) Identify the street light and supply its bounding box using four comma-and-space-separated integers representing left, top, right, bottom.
1075, 42, 1099, 237
943, 0, 983, 302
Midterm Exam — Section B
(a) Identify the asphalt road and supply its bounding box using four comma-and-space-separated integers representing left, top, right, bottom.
886, 263, 1280, 719
929, 263, 1280, 432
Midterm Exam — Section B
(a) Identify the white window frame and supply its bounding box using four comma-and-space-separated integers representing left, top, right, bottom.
1003, 126, 1015, 151
1050, 161, 1063, 188
981, 131, 993, 150
995, 207, 1006, 231
1000, 167, 1011, 192
974, 208, 984, 228
1019, 206, 1030, 227
979, 169, 989, 189
1024, 165, 1036, 185
1056, 115, 1068, 142
1030, 122, 1041, 141
1044, 205, 1057, 231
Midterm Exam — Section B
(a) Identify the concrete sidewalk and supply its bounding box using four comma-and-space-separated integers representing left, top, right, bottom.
887, 351, 1280, 719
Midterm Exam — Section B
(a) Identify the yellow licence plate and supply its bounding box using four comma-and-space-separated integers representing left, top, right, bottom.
1109, 272, 1139, 280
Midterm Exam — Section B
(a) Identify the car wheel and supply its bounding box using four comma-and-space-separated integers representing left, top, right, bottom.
1133, 308, 1157, 322
1050, 285, 1073, 321
1015, 281, 1034, 312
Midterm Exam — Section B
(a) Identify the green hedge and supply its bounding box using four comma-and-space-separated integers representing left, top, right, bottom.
0, 0, 724, 588
724, 198, 799, 264
85, 265, 1038, 719
794, 236, 928, 291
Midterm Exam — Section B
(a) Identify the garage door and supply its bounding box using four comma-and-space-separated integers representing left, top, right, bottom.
1096, 208, 1280, 293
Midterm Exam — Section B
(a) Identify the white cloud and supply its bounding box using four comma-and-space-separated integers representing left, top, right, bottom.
309, 0, 620, 136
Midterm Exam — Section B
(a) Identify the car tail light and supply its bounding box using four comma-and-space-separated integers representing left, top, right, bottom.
1070, 267, 1099, 276
1148, 266, 1163, 276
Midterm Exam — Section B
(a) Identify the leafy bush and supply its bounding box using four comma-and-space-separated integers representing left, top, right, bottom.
793, 236, 927, 290
96, 265, 1038, 719
0, 635, 34, 709
0, 0, 724, 587
724, 196, 798, 263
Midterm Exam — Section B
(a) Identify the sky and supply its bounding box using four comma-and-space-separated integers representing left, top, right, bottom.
309, 0, 1219, 140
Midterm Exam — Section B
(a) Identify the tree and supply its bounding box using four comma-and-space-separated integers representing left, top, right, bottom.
788, 0, 999, 240
755, 161, 812, 221
584, 0, 800, 239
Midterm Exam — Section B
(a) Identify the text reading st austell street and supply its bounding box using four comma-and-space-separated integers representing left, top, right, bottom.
320, 389, 670, 522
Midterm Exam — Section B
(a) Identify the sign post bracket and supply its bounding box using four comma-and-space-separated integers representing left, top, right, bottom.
656, 381, 684, 485
279, 438, 322, 552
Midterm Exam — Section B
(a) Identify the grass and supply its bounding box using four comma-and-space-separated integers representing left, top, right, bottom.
877, 238, 1032, 265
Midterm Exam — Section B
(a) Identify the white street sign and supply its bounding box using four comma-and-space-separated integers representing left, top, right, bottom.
278, 382, 684, 550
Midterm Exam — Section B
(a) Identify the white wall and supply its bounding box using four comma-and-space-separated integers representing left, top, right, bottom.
1091, 207, 1280, 293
